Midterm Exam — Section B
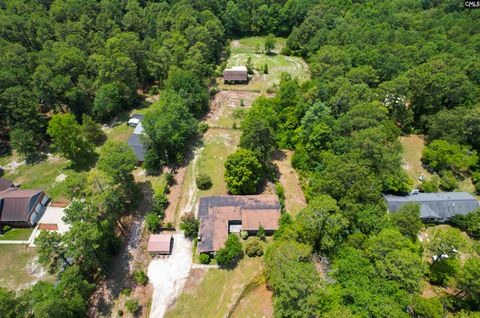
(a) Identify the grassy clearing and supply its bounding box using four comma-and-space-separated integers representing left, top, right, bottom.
0, 228, 33, 241
0, 245, 46, 290
219, 36, 309, 93
165, 257, 264, 318
230, 283, 273, 318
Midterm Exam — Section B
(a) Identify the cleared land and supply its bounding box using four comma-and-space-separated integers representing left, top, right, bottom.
219, 37, 310, 93
230, 283, 273, 318
165, 257, 264, 318
0, 245, 47, 290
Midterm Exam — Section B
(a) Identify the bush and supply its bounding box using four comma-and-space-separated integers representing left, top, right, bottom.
420, 179, 439, 193
429, 258, 460, 285
216, 234, 243, 266
245, 238, 264, 257
121, 288, 131, 296
198, 122, 209, 134
413, 297, 444, 318
152, 193, 169, 217
262, 63, 269, 74
257, 225, 266, 241
125, 299, 140, 314
117, 309, 124, 317
224, 148, 263, 195
440, 171, 457, 191
133, 270, 148, 286
180, 212, 199, 238
1, 225, 11, 234
196, 173, 212, 190
240, 230, 248, 240
199, 253, 210, 264
145, 213, 160, 232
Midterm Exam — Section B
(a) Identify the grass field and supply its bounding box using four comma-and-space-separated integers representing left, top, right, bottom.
0, 245, 47, 290
219, 36, 309, 93
0, 228, 33, 241
165, 257, 265, 318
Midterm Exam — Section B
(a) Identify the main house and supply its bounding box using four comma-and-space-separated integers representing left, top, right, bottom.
127, 113, 146, 163
0, 178, 49, 227
197, 195, 281, 254
384, 192, 479, 222
223, 66, 248, 84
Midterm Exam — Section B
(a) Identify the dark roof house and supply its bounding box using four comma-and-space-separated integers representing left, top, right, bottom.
0, 187, 49, 227
127, 114, 146, 162
198, 195, 281, 253
384, 192, 479, 221
0, 178, 13, 191
223, 66, 248, 83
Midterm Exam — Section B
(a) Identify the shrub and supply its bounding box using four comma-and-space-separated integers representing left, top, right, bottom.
263, 63, 269, 74
133, 270, 148, 286
413, 297, 444, 318
180, 212, 199, 238
198, 122, 209, 134
152, 193, 169, 217
245, 238, 264, 257
420, 179, 439, 193
216, 234, 243, 266
164, 222, 175, 230
125, 299, 140, 314
117, 309, 124, 317
440, 171, 457, 191
257, 225, 266, 241
429, 258, 460, 286
199, 253, 210, 264
224, 148, 263, 195
145, 213, 160, 232
2, 225, 11, 234
121, 288, 131, 296
165, 172, 175, 186
196, 173, 212, 190
240, 230, 248, 240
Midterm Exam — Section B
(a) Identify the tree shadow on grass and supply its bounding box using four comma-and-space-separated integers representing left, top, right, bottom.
69, 151, 99, 172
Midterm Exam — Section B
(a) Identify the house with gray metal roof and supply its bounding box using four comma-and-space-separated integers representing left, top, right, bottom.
384, 192, 479, 222
127, 114, 146, 162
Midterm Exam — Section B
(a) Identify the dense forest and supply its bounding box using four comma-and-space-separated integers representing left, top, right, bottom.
1, 0, 480, 317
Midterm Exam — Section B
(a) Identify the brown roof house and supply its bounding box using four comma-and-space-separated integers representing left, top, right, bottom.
223, 66, 248, 84
197, 195, 281, 254
0, 183, 49, 227
147, 234, 173, 255
0, 178, 14, 191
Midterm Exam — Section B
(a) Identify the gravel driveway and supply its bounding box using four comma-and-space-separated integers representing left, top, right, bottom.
148, 233, 193, 318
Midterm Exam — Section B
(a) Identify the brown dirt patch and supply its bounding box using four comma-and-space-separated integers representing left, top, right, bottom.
163, 167, 187, 226
182, 269, 207, 293
230, 284, 273, 318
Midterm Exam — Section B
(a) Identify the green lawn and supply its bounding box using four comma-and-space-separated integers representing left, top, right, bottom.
0, 245, 46, 291
165, 257, 264, 318
0, 228, 33, 241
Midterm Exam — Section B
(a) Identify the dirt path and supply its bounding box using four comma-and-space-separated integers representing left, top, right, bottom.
272, 150, 306, 216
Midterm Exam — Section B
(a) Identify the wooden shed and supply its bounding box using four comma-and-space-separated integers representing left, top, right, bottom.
147, 234, 173, 255
223, 66, 248, 84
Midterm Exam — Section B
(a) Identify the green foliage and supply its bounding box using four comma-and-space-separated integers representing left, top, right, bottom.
125, 299, 140, 314
216, 234, 243, 267
224, 148, 263, 195
47, 113, 93, 163
10, 127, 39, 163
198, 123, 209, 134
427, 227, 468, 260
0, 288, 17, 318
93, 82, 126, 120
457, 258, 480, 304
145, 213, 160, 233
390, 203, 423, 240
199, 253, 210, 264
246, 56, 254, 75
152, 193, 168, 218
180, 212, 199, 238
413, 297, 444, 318
257, 225, 266, 241
80, 115, 104, 145
263, 63, 269, 74
429, 258, 460, 286
196, 173, 212, 190
133, 270, 148, 286
422, 140, 478, 176
420, 178, 440, 193
264, 34, 276, 54
450, 209, 480, 239
97, 141, 137, 184
240, 230, 248, 240
245, 238, 264, 257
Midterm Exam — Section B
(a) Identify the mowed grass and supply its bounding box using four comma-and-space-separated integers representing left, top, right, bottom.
0, 228, 33, 241
0, 245, 45, 290
219, 36, 309, 93
165, 257, 264, 318
230, 283, 273, 318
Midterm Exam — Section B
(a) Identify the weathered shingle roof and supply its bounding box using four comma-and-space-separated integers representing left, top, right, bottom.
0, 178, 13, 191
127, 131, 145, 162
0, 189, 44, 223
223, 66, 248, 81
198, 195, 280, 253
384, 192, 479, 220
147, 234, 172, 253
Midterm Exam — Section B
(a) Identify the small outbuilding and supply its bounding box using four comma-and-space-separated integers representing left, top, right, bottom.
127, 114, 146, 162
223, 66, 248, 84
147, 234, 173, 255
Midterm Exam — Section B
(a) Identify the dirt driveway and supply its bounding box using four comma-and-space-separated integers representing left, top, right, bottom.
148, 233, 193, 318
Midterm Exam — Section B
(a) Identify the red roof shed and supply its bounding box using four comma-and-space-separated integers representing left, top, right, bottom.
147, 234, 173, 254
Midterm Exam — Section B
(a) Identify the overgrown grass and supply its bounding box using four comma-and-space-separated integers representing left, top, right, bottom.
0, 228, 33, 241
165, 258, 264, 318
0, 245, 45, 290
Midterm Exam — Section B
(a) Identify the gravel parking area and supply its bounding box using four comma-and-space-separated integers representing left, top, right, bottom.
148, 233, 193, 318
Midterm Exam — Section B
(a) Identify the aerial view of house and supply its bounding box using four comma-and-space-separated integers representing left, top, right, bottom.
127, 113, 146, 163
384, 192, 480, 222
223, 66, 248, 84
197, 195, 281, 254
0, 178, 49, 228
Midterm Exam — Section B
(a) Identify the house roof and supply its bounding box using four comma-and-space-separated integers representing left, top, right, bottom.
0, 189, 43, 222
127, 133, 145, 162
223, 66, 248, 81
198, 195, 281, 253
384, 192, 479, 219
130, 113, 145, 120
147, 234, 173, 253
0, 178, 13, 191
